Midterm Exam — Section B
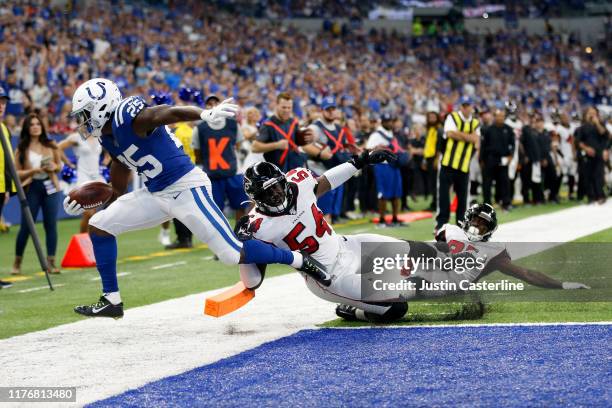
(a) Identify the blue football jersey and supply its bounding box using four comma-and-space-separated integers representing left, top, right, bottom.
102, 96, 195, 192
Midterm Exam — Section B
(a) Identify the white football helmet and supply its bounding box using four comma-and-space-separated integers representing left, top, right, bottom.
71, 78, 122, 139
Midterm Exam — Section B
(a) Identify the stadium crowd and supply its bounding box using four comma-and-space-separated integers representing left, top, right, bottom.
0, 0, 610, 280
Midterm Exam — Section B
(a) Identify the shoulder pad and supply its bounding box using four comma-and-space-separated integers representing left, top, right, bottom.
113, 96, 148, 129
286, 167, 318, 195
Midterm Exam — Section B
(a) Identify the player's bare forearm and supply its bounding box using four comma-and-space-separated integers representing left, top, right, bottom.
133, 105, 203, 136
108, 159, 131, 203
315, 176, 332, 197
497, 260, 562, 289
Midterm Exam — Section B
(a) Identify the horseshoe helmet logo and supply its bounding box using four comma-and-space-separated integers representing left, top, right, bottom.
86, 81, 107, 100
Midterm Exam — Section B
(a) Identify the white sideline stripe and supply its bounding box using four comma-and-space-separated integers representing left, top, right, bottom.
90, 272, 131, 281
18, 284, 65, 293
1, 201, 611, 406
327, 321, 612, 330
0, 274, 334, 407
494, 201, 612, 243
151, 261, 186, 270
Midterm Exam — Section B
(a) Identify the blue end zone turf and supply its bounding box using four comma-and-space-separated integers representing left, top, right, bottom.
89, 325, 611, 407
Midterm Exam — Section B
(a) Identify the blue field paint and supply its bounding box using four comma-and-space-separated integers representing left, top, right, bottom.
89, 325, 611, 407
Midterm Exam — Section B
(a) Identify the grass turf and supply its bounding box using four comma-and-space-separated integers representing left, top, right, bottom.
0, 198, 603, 339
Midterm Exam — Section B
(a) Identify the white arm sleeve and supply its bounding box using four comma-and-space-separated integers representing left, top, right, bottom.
322, 162, 359, 190
240, 263, 264, 289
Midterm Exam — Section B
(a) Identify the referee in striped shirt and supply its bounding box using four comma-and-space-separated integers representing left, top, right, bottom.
435, 96, 481, 232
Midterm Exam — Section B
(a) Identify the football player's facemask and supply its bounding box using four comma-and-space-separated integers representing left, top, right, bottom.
72, 105, 97, 140
244, 162, 294, 215
461, 203, 498, 242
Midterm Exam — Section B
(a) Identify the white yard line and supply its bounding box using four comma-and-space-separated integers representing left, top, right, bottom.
151, 261, 187, 270
2, 201, 611, 407
90, 272, 131, 281
18, 284, 65, 293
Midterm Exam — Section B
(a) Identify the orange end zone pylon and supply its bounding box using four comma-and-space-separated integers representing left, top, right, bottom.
204, 282, 255, 317
61, 233, 96, 268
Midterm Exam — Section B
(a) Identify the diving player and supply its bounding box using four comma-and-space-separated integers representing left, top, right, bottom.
237, 158, 591, 323
64, 78, 326, 318
336, 203, 591, 322
236, 151, 428, 323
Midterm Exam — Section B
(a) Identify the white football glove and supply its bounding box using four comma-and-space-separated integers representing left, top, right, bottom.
562, 282, 591, 289
63, 196, 84, 216
200, 97, 239, 124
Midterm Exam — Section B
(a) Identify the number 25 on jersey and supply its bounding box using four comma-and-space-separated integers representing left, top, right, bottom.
116, 144, 163, 180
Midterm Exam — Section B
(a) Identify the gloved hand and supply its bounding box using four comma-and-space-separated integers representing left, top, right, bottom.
234, 215, 253, 241
350, 149, 397, 169
200, 97, 239, 124
562, 282, 591, 289
63, 196, 84, 216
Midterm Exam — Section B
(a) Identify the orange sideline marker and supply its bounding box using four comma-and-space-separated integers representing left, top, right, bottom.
204, 282, 255, 317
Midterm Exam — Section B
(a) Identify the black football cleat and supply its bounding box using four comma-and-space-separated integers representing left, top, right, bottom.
298, 251, 331, 286
165, 240, 193, 250
335, 304, 359, 321
0, 280, 13, 289
74, 296, 124, 319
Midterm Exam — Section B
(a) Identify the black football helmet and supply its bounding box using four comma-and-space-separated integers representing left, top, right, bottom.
244, 162, 293, 215
505, 100, 518, 119
461, 203, 498, 242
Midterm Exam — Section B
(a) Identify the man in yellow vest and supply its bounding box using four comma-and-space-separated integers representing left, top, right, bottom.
0, 86, 16, 288
435, 96, 480, 233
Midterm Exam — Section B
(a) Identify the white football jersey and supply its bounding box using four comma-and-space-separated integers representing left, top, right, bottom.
246, 168, 341, 268
434, 224, 510, 282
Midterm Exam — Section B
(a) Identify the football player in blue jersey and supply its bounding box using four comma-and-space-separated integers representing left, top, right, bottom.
64, 78, 328, 318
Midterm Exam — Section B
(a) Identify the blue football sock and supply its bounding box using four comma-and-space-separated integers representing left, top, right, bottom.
90, 233, 118, 293
242, 239, 294, 265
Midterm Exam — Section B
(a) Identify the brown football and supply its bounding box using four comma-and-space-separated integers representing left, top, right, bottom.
295, 127, 311, 146
68, 181, 114, 210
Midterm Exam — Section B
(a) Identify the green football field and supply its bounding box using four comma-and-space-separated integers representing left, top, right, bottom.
0, 199, 609, 339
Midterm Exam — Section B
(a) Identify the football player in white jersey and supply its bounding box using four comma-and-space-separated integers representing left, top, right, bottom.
237, 151, 427, 322
334, 203, 592, 322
